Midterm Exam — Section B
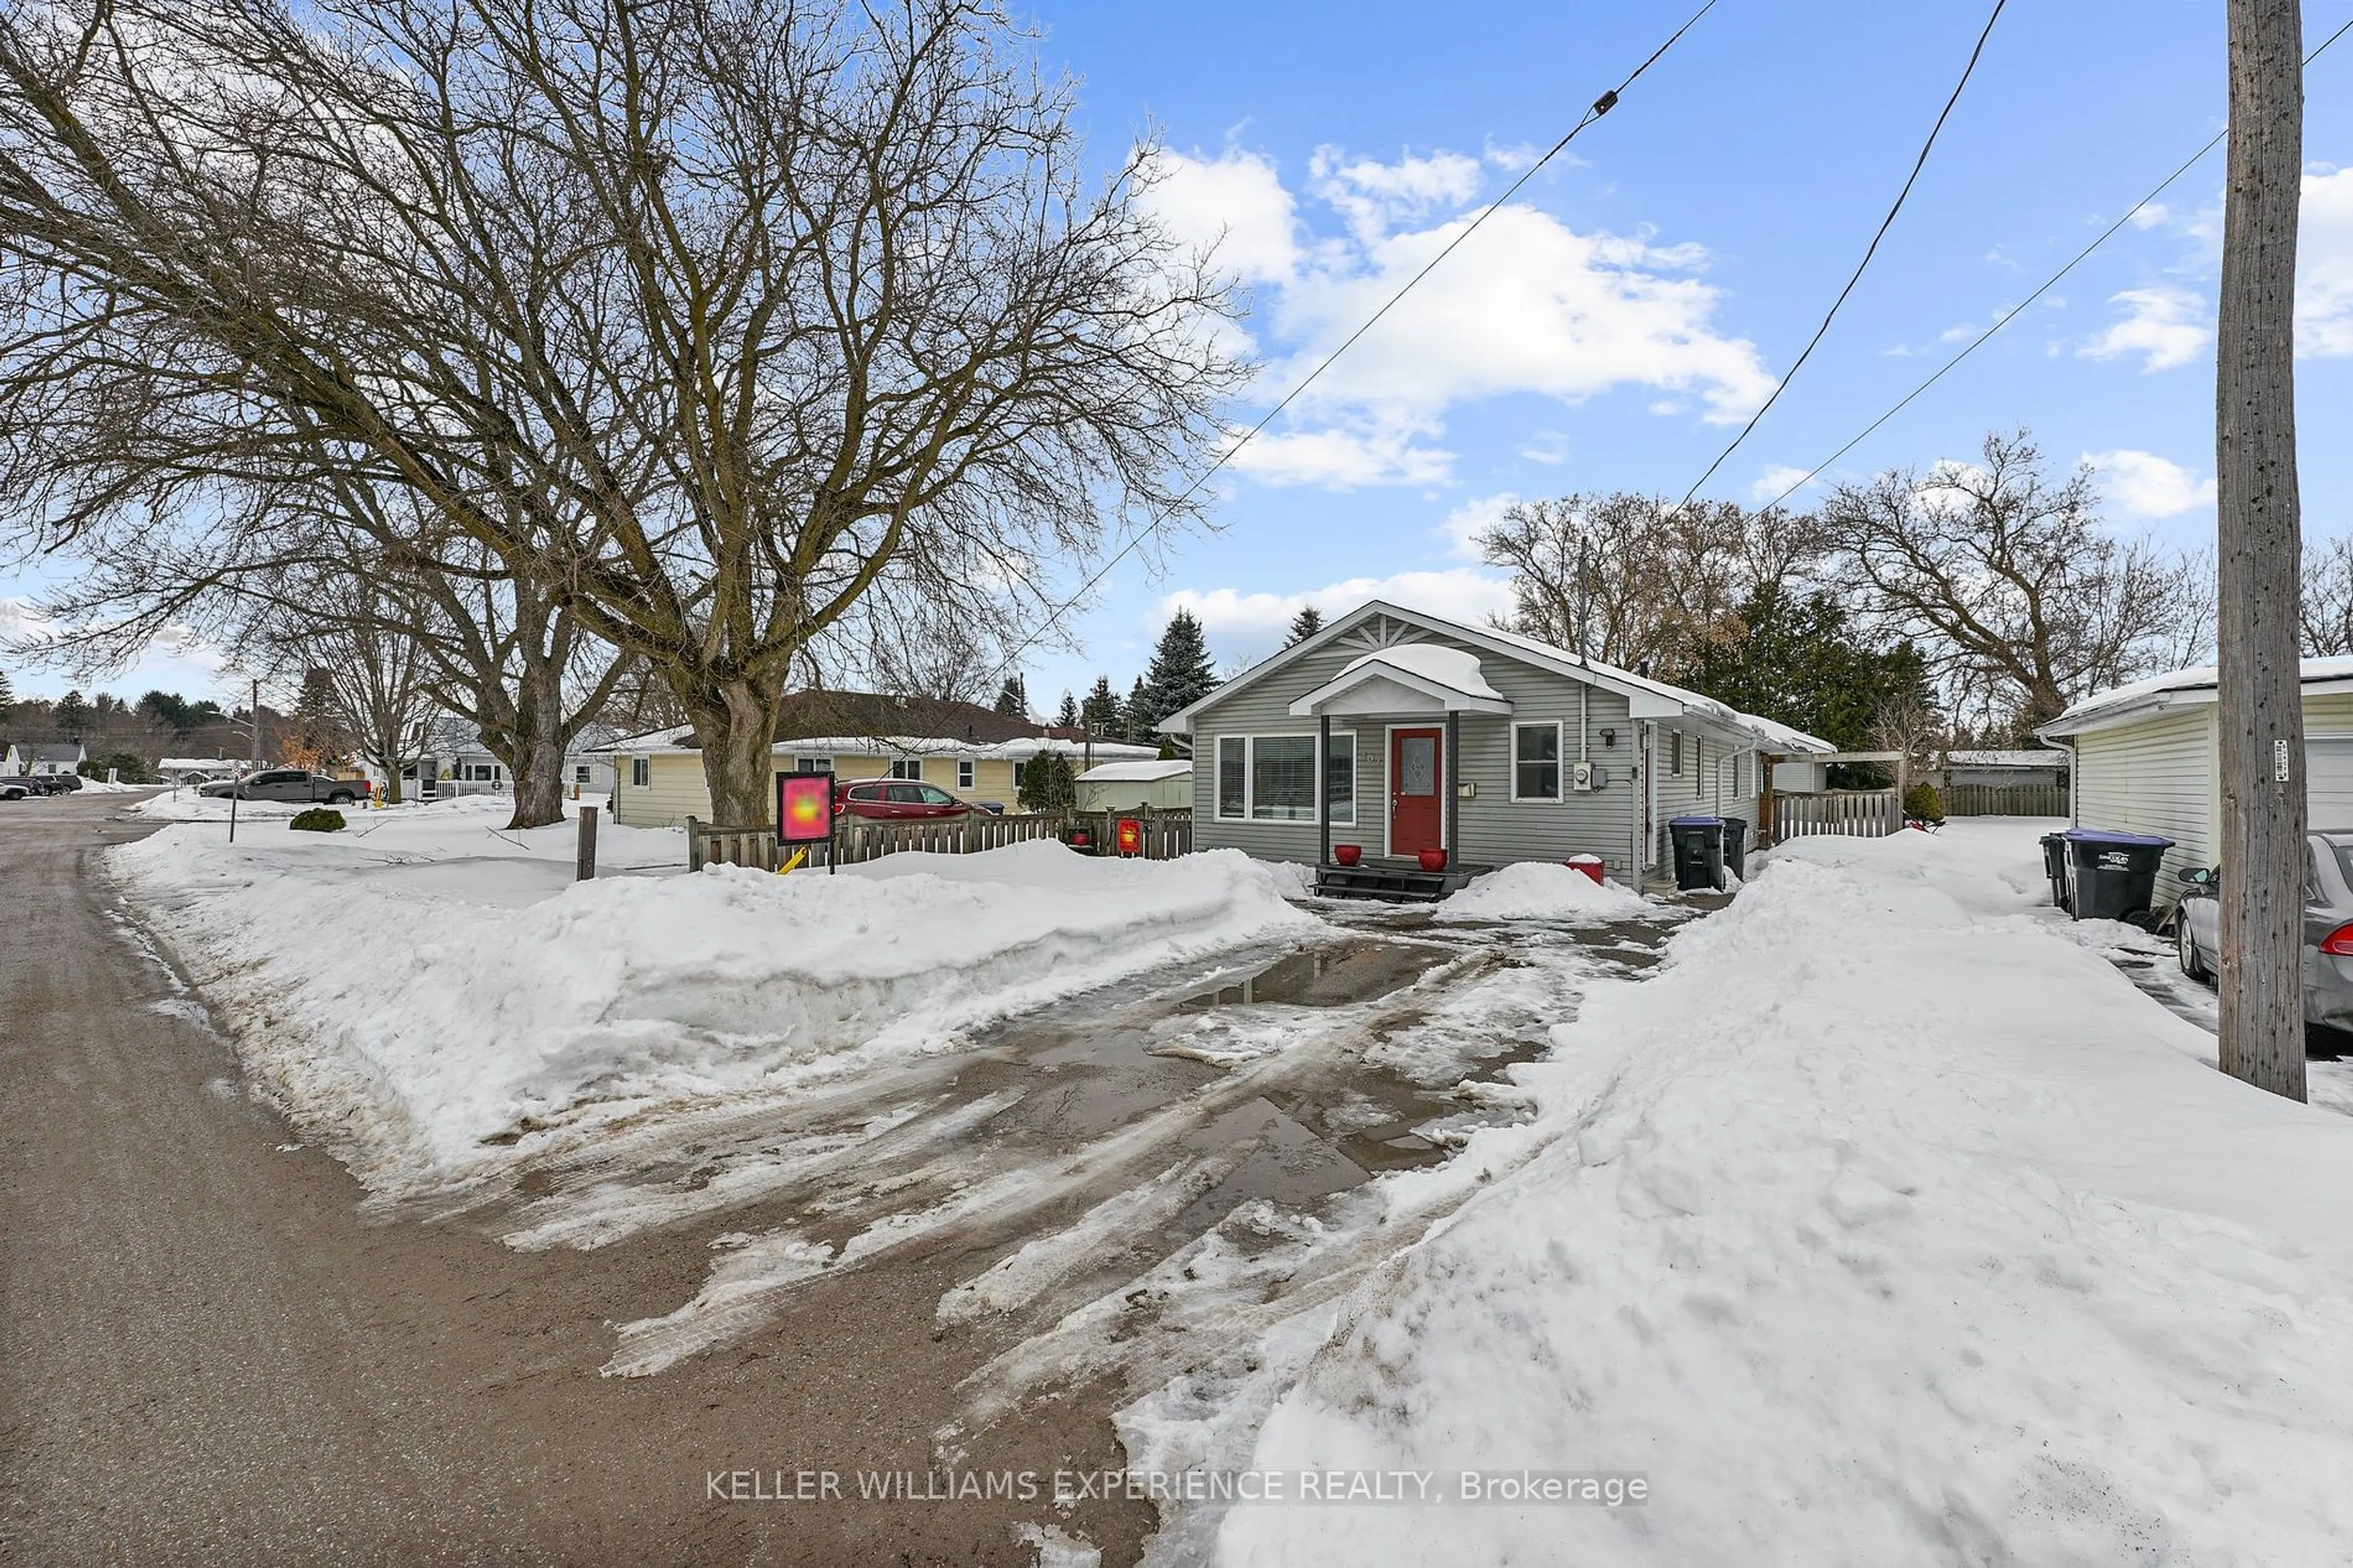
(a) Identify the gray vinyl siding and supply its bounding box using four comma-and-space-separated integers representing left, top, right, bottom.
1651, 729, 1762, 864
2069, 706, 2216, 894
1187, 626, 1643, 876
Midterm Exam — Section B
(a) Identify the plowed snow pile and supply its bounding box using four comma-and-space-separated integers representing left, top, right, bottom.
1216, 830, 2353, 1566
1436, 860, 1651, 922
112, 824, 1317, 1194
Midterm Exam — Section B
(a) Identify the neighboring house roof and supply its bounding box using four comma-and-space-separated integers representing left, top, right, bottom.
2040, 659, 2353, 738
604, 691, 1156, 762
1942, 749, 2070, 768
25, 743, 83, 762
1078, 759, 1192, 783
1159, 599, 1836, 755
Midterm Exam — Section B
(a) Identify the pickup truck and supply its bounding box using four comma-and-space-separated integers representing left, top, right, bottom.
199, 769, 363, 805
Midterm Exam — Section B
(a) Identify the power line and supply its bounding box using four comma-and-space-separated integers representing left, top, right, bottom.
1751, 12, 2353, 517
1674, 0, 2005, 511
983, 0, 1722, 683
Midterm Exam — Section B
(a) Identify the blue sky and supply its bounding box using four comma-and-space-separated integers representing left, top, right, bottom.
5, 1, 2352, 709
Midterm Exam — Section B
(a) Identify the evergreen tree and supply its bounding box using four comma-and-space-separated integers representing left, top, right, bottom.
1285, 605, 1325, 646
1016, 749, 1078, 812
1682, 585, 1939, 756
1079, 675, 1121, 735
1124, 675, 1150, 742
52, 688, 91, 740
1055, 689, 1080, 728
1140, 610, 1218, 731
992, 674, 1028, 718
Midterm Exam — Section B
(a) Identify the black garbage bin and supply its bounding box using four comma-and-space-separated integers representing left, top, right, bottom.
2062, 828, 2174, 923
2039, 831, 2071, 912
1721, 817, 1749, 881
1668, 815, 1726, 892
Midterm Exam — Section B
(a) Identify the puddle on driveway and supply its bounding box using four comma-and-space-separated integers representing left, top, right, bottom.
1179, 939, 1449, 1010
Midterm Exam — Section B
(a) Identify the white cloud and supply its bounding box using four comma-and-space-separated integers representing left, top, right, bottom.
1517, 428, 1571, 465
2084, 449, 2216, 518
1141, 147, 1301, 286
2302, 166, 2353, 357
1146, 141, 1775, 493
2078, 286, 2211, 372
1222, 418, 1452, 489
1437, 491, 1520, 561
0, 594, 231, 700
1162, 567, 1515, 648
1749, 464, 1813, 504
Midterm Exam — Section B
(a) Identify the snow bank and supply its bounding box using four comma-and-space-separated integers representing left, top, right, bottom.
1435, 861, 1650, 923
113, 827, 1318, 1194
1219, 834, 2353, 1566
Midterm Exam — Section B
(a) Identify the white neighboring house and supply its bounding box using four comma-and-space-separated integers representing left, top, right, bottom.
376, 719, 618, 798
1076, 758, 1193, 813
7, 741, 86, 776
2037, 657, 2353, 910
158, 756, 244, 785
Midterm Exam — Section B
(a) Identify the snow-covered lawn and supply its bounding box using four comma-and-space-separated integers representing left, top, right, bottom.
110, 801, 1317, 1195
1435, 860, 1651, 923
1190, 820, 2353, 1566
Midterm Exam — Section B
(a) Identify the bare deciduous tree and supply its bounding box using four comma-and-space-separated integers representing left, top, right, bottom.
1819, 431, 2198, 734
2302, 537, 2353, 656
1476, 493, 1821, 681
0, 0, 1243, 827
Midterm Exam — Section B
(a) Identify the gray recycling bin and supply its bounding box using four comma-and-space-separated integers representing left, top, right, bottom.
2039, 831, 2071, 912
1669, 815, 1726, 892
2061, 828, 2174, 923
1722, 817, 1749, 881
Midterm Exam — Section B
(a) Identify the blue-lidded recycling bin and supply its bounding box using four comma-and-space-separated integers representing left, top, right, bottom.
1669, 815, 1726, 892
2061, 827, 2173, 923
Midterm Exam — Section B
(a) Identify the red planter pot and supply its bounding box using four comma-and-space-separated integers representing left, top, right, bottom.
1417, 848, 1449, 873
1333, 844, 1363, 866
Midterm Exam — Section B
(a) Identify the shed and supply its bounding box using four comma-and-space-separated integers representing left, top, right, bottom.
1076, 758, 1192, 812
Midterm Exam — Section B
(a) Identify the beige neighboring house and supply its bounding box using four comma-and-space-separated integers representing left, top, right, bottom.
604, 692, 1158, 828
1076, 758, 1193, 813
2037, 657, 2353, 909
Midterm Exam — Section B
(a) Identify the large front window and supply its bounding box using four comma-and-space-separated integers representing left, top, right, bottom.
1251, 737, 1317, 820
1325, 732, 1356, 826
1514, 723, 1561, 801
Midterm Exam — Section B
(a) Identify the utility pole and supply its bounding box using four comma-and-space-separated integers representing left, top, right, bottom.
2216, 0, 2306, 1100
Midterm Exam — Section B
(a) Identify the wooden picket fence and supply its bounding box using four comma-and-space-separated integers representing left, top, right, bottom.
1941, 784, 2067, 819
685, 808, 1193, 872
1772, 789, 1903, 840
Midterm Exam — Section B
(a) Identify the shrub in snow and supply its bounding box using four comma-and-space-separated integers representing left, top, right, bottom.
1903, 779, 1945, 823
289, 807, 346, 833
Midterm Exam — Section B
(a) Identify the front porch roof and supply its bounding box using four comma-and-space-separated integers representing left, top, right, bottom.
1287, 645, 1514, 719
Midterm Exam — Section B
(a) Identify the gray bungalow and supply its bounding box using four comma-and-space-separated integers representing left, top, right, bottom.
1158, 600, 1831, 890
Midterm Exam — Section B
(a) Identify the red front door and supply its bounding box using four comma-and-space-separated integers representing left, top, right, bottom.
1390, 727, 1444, 856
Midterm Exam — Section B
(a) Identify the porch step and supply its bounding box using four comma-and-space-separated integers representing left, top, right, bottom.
1314, 860, 1488, 903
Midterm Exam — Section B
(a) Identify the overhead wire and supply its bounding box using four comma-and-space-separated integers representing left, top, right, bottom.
1750, 12, 2353, 515
979, 0, 1724, 683
1673, 0, 2006, 511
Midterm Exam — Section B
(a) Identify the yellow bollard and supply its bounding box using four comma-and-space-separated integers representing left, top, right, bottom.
776, 847, 808, 875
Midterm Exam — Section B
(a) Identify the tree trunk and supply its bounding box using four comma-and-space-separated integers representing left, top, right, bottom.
690, 680, 786, 828
2216, 0, 2306, 1101
479, 654, 570, 831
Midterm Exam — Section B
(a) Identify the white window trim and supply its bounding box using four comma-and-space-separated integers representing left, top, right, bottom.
629, 756, 650, 788
1510, 720, 1566, 803
957, 758, 976, 790
1326, 729, 1357, 828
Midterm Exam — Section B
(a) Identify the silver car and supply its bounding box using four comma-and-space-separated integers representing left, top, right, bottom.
2175, 831, 2353, 1029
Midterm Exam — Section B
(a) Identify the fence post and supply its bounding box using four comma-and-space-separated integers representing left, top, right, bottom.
686, 814, 702, 872
577, 805, 599, 882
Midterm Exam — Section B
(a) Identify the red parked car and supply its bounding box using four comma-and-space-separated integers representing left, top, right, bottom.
834, 779, 972, 820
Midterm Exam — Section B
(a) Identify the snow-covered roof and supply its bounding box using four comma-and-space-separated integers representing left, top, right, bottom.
1164, 599, 1835, 755
1342, 643, 1503, 700
601, 726, 1158, 763
1077, 758, 1192, 783
1944, 749, 2069, 768
2042, 659, 2353, 737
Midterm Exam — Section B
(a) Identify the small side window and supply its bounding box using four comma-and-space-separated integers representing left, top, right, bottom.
630, 757, 650, 789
